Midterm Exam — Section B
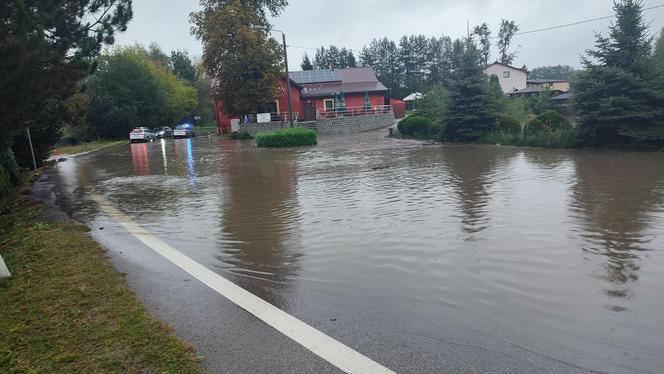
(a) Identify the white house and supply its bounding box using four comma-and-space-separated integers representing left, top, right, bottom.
484, 62, 527, 93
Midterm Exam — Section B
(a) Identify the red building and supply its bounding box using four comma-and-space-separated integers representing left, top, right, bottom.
215, 67, 389, 133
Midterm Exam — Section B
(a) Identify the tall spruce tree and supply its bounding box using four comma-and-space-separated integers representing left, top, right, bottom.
0, 0, 132, 167
574, 0, 664, 147
301, 53, 314, 70
442, 38, 497, 141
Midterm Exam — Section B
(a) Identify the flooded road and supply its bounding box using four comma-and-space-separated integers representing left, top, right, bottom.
49, 131, 664, 373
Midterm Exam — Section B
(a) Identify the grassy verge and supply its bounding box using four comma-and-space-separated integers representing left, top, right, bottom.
0, 194, 203, 373
256, 127, 317, 148
52, 140, 127, 156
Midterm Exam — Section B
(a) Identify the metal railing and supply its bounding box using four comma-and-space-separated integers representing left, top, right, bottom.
318, 105, 393, 119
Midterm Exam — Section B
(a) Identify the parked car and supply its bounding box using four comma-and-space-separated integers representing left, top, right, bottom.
173, 124, 196, 139
153, 126, 173, 138
129, 127, 156, 143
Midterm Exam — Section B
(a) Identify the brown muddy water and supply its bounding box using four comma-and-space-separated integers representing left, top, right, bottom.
52, 130, 664, 373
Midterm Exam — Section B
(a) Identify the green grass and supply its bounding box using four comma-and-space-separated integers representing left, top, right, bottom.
0, 194, 203, 373
53, 140, 127, 156
256, 127, 317, 148
479, 129, 579, 149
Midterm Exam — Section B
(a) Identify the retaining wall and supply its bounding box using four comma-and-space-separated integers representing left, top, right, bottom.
238, 112, 394, 136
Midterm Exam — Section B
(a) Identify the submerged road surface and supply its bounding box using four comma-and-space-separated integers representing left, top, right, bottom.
38, 130, 664, 373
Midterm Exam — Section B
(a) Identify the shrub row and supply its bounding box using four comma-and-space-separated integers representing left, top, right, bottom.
397, 116, 439, 138
256, 127, 317, 148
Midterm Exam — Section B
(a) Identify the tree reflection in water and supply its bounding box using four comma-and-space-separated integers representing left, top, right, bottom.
217, 143, 302, 309
571, 152, 664, 307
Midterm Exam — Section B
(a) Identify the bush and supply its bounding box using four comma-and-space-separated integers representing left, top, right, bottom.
496, 114, 521, 134
480, 129, 578, 149
230, 131, 253, 140
256, 127, 317, 148
398, 116, 435, 138
526, 110, 572, 136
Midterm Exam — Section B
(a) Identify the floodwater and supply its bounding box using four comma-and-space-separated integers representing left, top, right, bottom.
51, 131, 664, 373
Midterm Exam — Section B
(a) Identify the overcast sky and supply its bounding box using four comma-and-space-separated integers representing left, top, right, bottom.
114, 0, 664, 70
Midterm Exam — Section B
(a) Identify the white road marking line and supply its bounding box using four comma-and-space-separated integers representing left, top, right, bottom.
91, 194, 395, 374
0, 254, 10, 278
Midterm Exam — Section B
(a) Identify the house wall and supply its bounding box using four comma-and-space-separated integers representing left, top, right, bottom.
530, 81, 570, 92
304, 92, 385, 113
485, 64, 527, 93
214, 78, 303, 133
276, 79, 303, 117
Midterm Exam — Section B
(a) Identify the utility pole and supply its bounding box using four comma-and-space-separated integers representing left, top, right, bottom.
255, 26, 294, 128
281, 32, 294, 127
26, 128, 37, 170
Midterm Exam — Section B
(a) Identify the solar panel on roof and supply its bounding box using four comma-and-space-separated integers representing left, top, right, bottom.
290, 69, 342, 84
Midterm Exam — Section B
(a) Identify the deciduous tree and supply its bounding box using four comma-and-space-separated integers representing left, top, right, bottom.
497, 19, 519, 65
191, 0, 284, 116
473, 23, 492, 66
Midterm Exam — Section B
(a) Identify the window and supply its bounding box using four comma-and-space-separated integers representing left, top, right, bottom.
323, 99, 334, 111
503, 71, 510, 78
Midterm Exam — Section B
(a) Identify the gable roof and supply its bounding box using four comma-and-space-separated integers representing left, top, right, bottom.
485, 61, 528, 73
291, 67, 388, 98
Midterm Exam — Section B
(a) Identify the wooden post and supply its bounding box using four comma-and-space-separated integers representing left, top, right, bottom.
0, 254, 10, 278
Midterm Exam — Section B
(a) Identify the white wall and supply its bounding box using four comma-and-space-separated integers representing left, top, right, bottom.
485, 64, 527, 93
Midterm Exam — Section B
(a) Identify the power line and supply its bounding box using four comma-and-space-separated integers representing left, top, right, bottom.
513, 3, 664, 37
283, 3, 664, 52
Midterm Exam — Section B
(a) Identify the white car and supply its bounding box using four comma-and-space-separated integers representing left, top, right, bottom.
130, 127, 156, 143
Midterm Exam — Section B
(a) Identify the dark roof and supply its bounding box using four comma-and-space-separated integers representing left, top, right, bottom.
485, 61, 528, 73
552, 92, 572, 100
527, 79, 569, 84
292, 67, 388, 98
506, 87, 545, 95
507, 87, 564, 96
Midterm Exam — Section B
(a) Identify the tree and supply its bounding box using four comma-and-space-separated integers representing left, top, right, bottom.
148, 43, 171, 68
528, 65, 577, 80
427, 36, 453, 85
442, 38, 497, 141
473, 23, 492, 66
85, 46, 197, 139
193, 62, 216, 125
313, 46, 356, 69
191, 0, 284, 116
0, 0, 132, 167
301, 53, 314, 70
171, 50, 197, 83
497, 19, 520, 65
360, 38, 403, 97
574, 0, 664, 147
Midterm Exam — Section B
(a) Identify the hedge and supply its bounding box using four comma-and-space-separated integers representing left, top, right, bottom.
397, 116, 436, 137
256, 127, 317, 148
496, 113, 521, 134
526, 110, 572, 135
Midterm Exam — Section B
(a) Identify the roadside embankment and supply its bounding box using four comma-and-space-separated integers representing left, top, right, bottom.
0, 178, 202, 373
